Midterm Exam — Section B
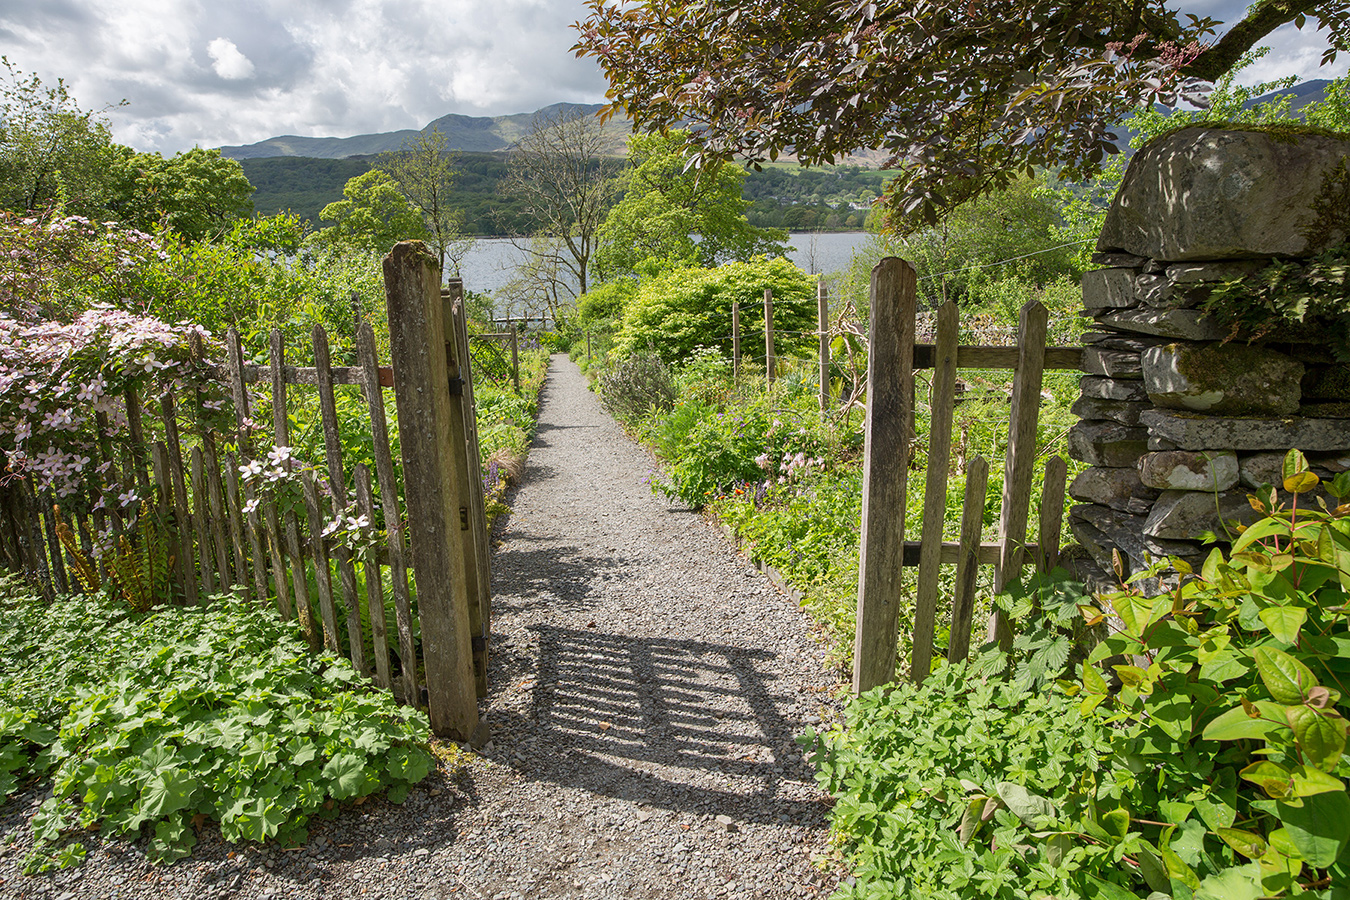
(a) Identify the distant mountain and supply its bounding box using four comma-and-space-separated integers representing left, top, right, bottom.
220, 102, 629, 160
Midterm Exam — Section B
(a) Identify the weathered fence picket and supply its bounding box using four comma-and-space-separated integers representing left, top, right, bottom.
852, 257, 1081, 692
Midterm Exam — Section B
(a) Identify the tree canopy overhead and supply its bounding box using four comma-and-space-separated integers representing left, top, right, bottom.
574, 0, 1350, 227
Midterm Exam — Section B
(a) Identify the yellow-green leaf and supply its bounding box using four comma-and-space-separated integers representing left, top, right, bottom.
1217, 826, 1268, 859
1254, 647, 1317, 704
1257, 606, 1306, 644
1286, 706, 1347, 771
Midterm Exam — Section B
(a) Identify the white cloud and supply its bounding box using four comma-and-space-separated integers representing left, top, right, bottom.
0, 0, 609, 153
1, 0, 1343, 155
207, 38, 255, 81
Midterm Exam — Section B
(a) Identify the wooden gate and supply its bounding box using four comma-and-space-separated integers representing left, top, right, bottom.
0, 242, 490, 741
852, 257, 1084, 694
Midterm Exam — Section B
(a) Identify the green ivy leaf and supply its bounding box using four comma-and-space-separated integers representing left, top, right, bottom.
1254, 646, 1318, 704
1290, 765, 1345, 797
995, 782, 1055, 825
1282, 449, 1311, 482
1194, 862, 1264, 900
1240, 760, 1292, 799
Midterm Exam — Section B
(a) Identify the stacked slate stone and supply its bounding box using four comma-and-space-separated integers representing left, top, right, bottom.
1065, 126, 1350, 588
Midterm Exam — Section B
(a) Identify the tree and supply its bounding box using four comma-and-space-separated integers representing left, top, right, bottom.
594, 131, 787, 280
574, 0, 1350, 228
502, 108, 621, 299
310, 170, 429, 254
0, 57, 123, 216
107, 147, 255, 240
375, 128, 469, 272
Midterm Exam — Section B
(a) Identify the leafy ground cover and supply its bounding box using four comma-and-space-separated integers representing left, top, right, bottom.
0, 577, 438, 873
808, 453, 1350, 899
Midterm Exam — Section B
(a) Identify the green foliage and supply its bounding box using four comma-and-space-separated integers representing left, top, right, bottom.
0, 581, 433, 871
889, 175, 1083, 306
107, 147, 255, 240
310, 170, 429, 256
1075, 449, 1350, 899
1204, 242, 1350, 358
0, 57, 122, 217
970, 568, 1096, 691
805, 665, 1119, 899
594, 131, 786, 279
374, 129, 468, 271
613, 256, 815, 363
576, 277, 635, 330
598, 351, 677, 423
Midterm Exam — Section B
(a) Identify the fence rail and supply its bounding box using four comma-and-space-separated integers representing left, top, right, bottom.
853, 257, 1080, 692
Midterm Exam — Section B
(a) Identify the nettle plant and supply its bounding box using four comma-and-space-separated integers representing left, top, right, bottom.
1078, 449, 1350, 898
0, 307, 230, 506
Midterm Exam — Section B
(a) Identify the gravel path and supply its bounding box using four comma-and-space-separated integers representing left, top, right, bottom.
1, 354, 844, 900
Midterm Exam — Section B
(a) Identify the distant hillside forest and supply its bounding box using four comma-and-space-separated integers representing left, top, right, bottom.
242, 153, 888, 235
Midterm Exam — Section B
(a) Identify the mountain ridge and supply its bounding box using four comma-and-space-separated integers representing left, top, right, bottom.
220, 102, 625, 160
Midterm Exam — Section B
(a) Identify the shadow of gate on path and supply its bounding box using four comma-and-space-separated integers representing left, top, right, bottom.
516, 625, 830, 827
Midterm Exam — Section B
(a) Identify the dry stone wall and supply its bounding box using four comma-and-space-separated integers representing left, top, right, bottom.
1066, 126, 1350, 587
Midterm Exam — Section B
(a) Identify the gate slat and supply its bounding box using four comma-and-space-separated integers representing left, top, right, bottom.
313, 324, 367, 675
357, 323, 419, 706
301, 469, 340, 653
910, 301, 959, 684
991, 300, 1049, 647
948, 456, 990, 665
852, 257, 917, 694
1038, 456, 1068, 573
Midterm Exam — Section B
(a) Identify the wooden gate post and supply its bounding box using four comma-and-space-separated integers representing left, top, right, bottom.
764, 288, 776, 385
382, 242, 478, 740
444, 281, 493, 698
852, 257, 917, 695
732, 302, 741, 380
818, 281, 830, 419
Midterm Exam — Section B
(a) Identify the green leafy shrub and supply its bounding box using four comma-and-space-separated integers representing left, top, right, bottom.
0, 580, 434, 871
1076, 449, 1350, 898
612, 256, 816, 363
805, 665, 1120, 900
598, 351, 677, 423
1204, 242, 1350, 358
810, 452, 1350, 900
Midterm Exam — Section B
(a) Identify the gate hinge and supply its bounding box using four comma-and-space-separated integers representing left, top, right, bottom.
447, 375, 463, 395
459, 507, 469, 530
471, 635, 487, 653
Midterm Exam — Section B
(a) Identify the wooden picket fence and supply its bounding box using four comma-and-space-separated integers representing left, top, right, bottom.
852, 257, 1084, 693
0, 246, 490, 740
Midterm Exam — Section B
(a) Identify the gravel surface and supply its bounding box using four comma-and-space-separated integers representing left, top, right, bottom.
1, 354, 845, 899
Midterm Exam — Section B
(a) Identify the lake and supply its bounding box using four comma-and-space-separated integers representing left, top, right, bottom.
454, 231, 873, 300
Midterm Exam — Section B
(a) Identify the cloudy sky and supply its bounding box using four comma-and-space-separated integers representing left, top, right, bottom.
2, 0, 1346, 155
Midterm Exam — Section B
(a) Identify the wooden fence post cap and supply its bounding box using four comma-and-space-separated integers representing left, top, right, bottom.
383, 241, 438, 271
